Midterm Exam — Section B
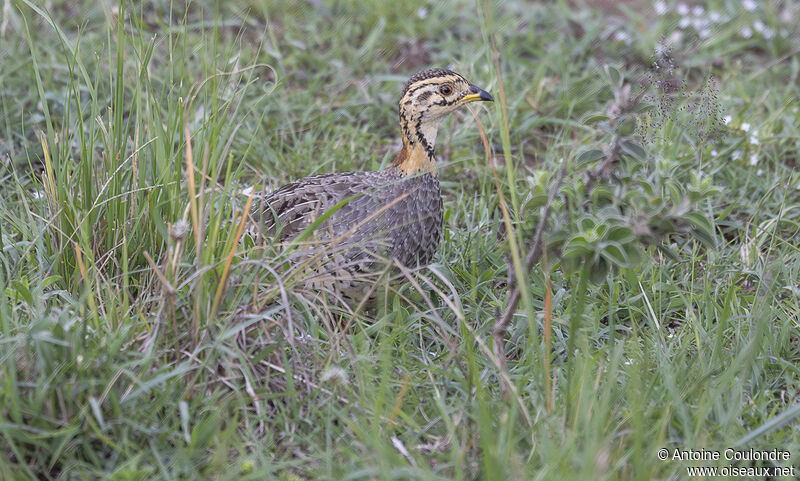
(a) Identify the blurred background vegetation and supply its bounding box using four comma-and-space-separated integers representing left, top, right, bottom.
1, 0, 799, 479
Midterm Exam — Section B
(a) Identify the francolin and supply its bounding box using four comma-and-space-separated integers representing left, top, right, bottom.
252, 68, 493, 308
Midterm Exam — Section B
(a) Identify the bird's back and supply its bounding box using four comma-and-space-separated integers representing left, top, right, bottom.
252, 167, 443, 305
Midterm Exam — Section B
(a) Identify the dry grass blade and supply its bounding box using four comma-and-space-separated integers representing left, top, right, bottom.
183, 125, 203, 345
39, 132, 61, 250
183, 125, 201, 250
73, 241, 87, 282
388, 374, 410, 426
543, 267, 553, 414
211, 186, 257, 318
143, 250, 176, 295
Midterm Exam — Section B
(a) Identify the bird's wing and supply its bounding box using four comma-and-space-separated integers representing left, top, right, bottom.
254, 171, 400, 243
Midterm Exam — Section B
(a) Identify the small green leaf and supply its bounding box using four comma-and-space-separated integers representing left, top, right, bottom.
578, 216, 597, 232
624, 244, 643, 265
666, 182, 683, 204
606, 225, 635, 243
606, 65, 621, 86
576, 148, 605, 166
657, 244, 681, 262
89, 397, 105, 431
11, 278, 34, 306
683, 211, 713, 232
684, 212, 717, 247
180, 400, 191, 445
590, 259, 610, 283
620, 139, 647, 162
601, 242, 630, 267
591, 185, 614, 205
582, 113, 610, 125
615, 117, 636, 136
41, 275, 63, 290
562, 239, 592, 259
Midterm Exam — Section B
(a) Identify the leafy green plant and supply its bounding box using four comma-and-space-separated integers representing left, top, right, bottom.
541, 65, 720, 286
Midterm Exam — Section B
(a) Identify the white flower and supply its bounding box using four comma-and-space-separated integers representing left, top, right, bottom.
756, 168, 763, 176
711, 150, 718, 156
699, 28, 711, 39
677, 3, 689, 16
614, 30, 631, 42
796, 182, 800, 190
416, 7, 429, 19
753, 20, 765, 32
692, 5, 704, 16
655, 1, 668, 15
749, 153, 758, 165
741, 122, 751, 132
693, 17, 710, 30
723, 115, 732, 125
709, 11, 722, 23
764, 28, 775, 40
750, 136, 759, 145
679, 17, 692, 28
740, 26, 753, 38
732, 150, 742, 160
742, 0, 757, 12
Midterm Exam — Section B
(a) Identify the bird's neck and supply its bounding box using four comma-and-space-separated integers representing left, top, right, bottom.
392, 115, 438, 176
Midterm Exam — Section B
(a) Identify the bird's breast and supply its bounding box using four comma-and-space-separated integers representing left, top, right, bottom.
383, 173, 443, 267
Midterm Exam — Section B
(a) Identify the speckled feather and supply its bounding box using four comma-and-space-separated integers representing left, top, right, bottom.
254, 168, 443, 304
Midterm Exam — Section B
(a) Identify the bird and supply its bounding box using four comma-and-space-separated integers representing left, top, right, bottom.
250, 68, 493, 309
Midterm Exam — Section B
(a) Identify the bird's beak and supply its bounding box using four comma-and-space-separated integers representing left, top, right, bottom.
460, 84, 494, 103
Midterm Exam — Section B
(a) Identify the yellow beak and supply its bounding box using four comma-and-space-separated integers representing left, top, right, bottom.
460, 85, 494, 104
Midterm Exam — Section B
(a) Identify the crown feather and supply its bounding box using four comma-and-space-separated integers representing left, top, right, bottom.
402, 68, 462, 95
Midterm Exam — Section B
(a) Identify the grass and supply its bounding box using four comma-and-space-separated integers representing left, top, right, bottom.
1, 0, 800, 479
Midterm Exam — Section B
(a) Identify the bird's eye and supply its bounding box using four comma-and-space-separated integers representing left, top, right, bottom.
439, 85, 452, 95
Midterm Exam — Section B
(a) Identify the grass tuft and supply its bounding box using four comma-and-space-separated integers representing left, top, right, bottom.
1, 0, 800, 479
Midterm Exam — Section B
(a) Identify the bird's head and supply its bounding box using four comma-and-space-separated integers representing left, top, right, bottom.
399, 68, 494, 124
393, 69, 493, 175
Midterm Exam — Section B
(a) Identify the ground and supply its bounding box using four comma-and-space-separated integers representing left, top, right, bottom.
1, 0, 799, 479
